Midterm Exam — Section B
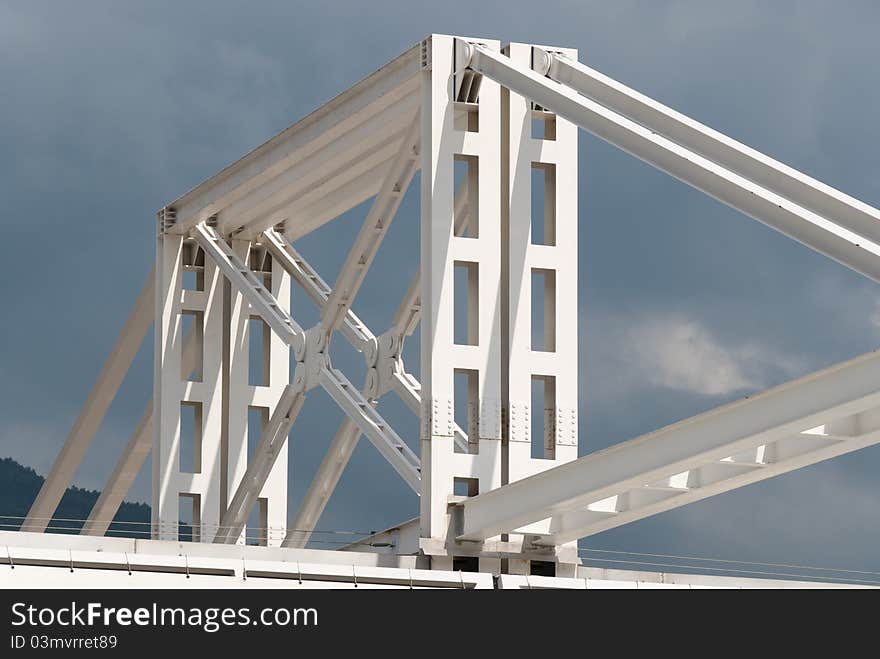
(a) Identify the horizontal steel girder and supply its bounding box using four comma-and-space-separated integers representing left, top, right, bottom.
459, 348, 880, 542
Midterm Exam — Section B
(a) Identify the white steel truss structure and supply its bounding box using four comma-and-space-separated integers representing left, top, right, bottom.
20, 34, 880, 576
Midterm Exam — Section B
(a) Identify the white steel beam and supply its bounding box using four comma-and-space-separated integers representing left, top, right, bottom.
283, 164, 390, 242
264, 201, 472, 451
285, 364, 469, 550
219, 99, 418, 237
262, 229, 374, 350
459, 348, 880, 541
543, 427, 880, 545
319, 367, 421, 492
229, 134, 405, 240
501, 41, 581, 565
461, 41, 880, 283
164, 46, 421, 235
23, 268, 155, 533
213, 384, 305, 544
390, 273, 421, 341
264, 230, 468, 452
267, 212, 472, 547
197, 222, 420, 541
216, 232, 420, 488
419, 35, 506, 543
539, 48, 880, 247
283, 368, 436, 549
152, 233, 227, 541
193, 223, 306, 358
321, 115, 421, 333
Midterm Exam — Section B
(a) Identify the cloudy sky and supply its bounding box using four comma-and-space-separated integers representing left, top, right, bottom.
2, 0, 880, 578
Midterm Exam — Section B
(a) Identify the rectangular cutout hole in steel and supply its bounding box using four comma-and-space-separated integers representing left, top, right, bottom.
453, 155, 479, 238
531, 162, 556, 246
249, 317, 271, 387
181, 242, 205, 291
180, 311, 204, 382
453, 477, 479, 497
178, 493, 201, 542
454, 261, 479, 346
454, 102, 479, 133
179, 401, 203, 474
247, 497, 269, 546
531, 375, 556, 460
531, 110, 557, 141
531, 269, 556, 352
247, 406, 269, 462
454, 368, 479, 453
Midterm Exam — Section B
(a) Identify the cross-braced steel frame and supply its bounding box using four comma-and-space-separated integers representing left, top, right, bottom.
22, 34, 880, 574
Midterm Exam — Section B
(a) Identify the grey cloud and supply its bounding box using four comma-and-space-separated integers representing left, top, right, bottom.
587, 310, 808, 400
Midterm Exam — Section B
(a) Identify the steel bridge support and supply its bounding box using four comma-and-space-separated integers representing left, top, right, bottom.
24, 34, 880, 579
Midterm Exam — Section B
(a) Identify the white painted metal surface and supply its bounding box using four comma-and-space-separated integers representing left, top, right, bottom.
0, 532, 491, 589
20, 34, 880, 584
191, 223, 420, 543
500, 42, 579, 558
416, 36, 506, 573
1, 532, 862, 589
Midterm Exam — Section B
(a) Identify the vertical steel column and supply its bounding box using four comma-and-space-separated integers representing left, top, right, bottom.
419, 35, 503, 570
153, 230, 180, 540
225, 239, 290, 546
502, 42, 579, 572
153, 228, 224, 541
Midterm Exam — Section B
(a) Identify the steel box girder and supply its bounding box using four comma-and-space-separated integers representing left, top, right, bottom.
459, 349, 880, 541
